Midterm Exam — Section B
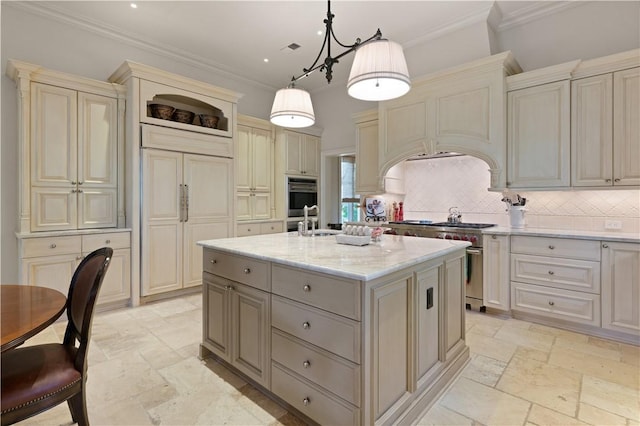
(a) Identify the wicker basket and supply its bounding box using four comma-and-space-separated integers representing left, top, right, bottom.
149, 104, 175, 120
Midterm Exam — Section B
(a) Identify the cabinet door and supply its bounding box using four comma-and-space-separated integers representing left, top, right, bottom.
370, 277, 411, 422
141, 149, 183, 296
302, 135, 320, 177
284, 131, 304, 174
252, 192, 271, 220
22, 254, 79, 295
231, 284, 270, 387
356, 119, 380, 194
571, 74, 613, 187
602, 242, 640, 336
483, 234, 511, 311
415, 264, 442, 389
31, 83, 77, 187
613, 67, 640, 186
94, 248, 131, 305
31, 187, 77, 231
508, 81, 570, 188
444, 255, 465, 359
252, 127, 272, 191
183, 154, 233, 288
78, 188, 117, 229
204, 277, 231, 362
236, 125, 252, 192
236, 192, 253, 221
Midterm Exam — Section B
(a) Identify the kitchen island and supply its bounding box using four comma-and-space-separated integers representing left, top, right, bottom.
198, 232, 470, 425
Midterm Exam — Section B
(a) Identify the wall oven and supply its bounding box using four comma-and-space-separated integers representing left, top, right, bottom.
287, 177, 318, 218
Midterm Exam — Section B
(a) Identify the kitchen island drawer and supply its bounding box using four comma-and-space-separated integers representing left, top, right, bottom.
272, 264, 361, 320
271, 295, 360, 363
511, 282, 601, 326
203, 249, 269, 290
271, 362, 360, 426
511, 236, 601, 261
511, 253, 600, 293
271, 329, 360, 405
21, 235, 81, 258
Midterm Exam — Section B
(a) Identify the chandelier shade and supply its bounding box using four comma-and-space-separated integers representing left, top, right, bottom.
270, 87, 315, 128
347, 40, 411, 101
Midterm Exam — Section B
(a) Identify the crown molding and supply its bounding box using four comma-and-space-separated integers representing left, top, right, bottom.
494, 1, 581, 32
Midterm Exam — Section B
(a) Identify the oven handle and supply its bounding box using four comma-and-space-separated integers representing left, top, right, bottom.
466, 248, 482, 255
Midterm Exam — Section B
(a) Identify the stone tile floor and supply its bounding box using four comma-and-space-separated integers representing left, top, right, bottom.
14, 294, 640, 425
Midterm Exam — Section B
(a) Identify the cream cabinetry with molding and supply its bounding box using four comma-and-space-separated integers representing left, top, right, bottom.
601, 241, 640, 337
278, 129, 320, 177
236, 220, 283, 237
483, 234, 511, 312
353, 110, 380, 194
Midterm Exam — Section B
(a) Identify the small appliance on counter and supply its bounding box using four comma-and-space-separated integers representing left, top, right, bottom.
364, 197, 387, 222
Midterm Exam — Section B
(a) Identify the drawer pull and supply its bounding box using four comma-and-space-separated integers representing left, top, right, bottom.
105, 239, 111, 244
247, 228, 251, 232
244, 268, 251, 274
602, 244, 609, 249
605, 179, 612, 183
548, 301, 555, 306
302, 397, 311, 406
548, 271, 555, 275
614, 178, 621, 182
492, 235, 497, 239
50, 243, 57, 249
548, 245, 555, 250
303, 284, 311, 292
210, 259, 217, 264
302, 360, 311, 368
302, 321, 310, 330
225, 285, 235, 291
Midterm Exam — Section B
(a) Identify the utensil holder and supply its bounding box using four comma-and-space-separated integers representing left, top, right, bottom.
509, 206, 526, 228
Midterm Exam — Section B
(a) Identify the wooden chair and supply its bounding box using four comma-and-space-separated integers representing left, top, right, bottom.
1, 247, 113, 426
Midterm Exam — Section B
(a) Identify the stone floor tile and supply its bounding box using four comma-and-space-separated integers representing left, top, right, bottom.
461, 354, 508, 387
465, 331, 518, 363
554, 334, 622, 362
526, 404, 589, 425
577, 402, 628, 426
512, 345, 550, 363
417, 403, 474, 425
581, 375, 640, 421
494, 325, 555, 353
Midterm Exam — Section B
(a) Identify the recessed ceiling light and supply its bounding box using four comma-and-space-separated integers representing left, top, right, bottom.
317, 30, 323, 36
130, 3, 138, 9
264, 58, 269, 63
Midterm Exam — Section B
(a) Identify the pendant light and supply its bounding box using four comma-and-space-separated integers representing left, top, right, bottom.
270, 0, 410, 128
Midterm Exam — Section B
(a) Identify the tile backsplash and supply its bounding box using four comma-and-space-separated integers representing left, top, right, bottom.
396, 155, 640, 233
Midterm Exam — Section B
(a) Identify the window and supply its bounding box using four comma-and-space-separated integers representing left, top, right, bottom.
341, 156, 360, 223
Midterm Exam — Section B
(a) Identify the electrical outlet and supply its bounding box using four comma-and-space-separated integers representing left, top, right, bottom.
604, 220, 622, 230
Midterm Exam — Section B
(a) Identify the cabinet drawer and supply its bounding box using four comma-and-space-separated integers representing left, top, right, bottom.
272, 264, 361, 320
236, 223, 261, 237
271, 362, 360, 426
511, 254, 600, 294
21, 235, 81, 258
203, 249, 269, 291
511, 282, 601, 326
260, 221, 283, 234
272, 296, 360, 363
83, 232, 130, 251
511, 236, 600, 261
272, 329, 360, 405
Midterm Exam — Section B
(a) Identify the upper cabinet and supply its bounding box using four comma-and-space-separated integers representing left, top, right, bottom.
379, 52, 521, 189
353, 110, 380, 194
612, 67, 640, 186
7, 60, 126, 234
507, 80, 571, 188
277, 129, 320, 177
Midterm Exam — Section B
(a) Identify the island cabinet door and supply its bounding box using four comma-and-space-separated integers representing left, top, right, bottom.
230, 283, 271, 388
415, 264, 443, 389
444, 254, 466, 360
203, 276, 231, 362
369, 275, 412, 424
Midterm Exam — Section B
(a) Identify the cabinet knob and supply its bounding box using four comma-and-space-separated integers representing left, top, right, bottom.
247, 228, 251, 232
614, 178, 621, 182
602, 244, 609, 249
225, 285, 235, 291
50, 243, 57, 249
303, 284, 311, 292
244, 268, 251, 274
548, 245, 555, 250
302, 321, 310, 329
548, 301, 555, 306
210, 259, 217, 264
78, 181, 83, 185
77, 189, 83, 193
71, 189, 77, 193
605, 179, 612, 183
71, 181, 77, 185
548, 271, 555, 275
105, 239, 111, 244
492, 235, 497, 239
302, 397, 311, 406
302, 360, 311, 368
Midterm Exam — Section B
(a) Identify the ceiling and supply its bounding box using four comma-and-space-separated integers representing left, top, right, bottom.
17, 1, 573, 92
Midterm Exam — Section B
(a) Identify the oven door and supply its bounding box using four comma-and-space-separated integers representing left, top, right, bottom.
287, 178, 317, 217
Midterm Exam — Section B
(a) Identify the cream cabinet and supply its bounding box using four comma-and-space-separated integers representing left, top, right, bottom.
141, 129, 233, 297
483, 233, 511, 311
278, 129, 320, 177
19, 231, 131, 306
353, 110, 380, 194
601, 241, 640, 337
236, 220, 283, 237
507, 80, 571, 188
236, 117, 274, 221
572, 67, 640, 187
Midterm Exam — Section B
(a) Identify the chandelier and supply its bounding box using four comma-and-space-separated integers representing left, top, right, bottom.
270, 0, 411, 128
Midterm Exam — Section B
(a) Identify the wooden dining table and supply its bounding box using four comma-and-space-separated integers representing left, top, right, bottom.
1, 285, 67, 352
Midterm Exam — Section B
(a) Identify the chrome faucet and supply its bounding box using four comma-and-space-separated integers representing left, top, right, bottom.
300, 205, 319, 236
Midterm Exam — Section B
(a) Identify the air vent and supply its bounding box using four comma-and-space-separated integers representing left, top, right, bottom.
281, 43, 301, 53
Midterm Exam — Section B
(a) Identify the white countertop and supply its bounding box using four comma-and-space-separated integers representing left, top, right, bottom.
483, 226, 639, 243
198, 232, 470, 281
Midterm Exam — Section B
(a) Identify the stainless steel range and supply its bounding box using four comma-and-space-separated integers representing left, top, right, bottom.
385, 220, 496, 311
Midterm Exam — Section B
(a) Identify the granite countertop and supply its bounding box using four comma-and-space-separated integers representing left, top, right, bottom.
198, 232, 470, 281
483, 226, 640, 243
